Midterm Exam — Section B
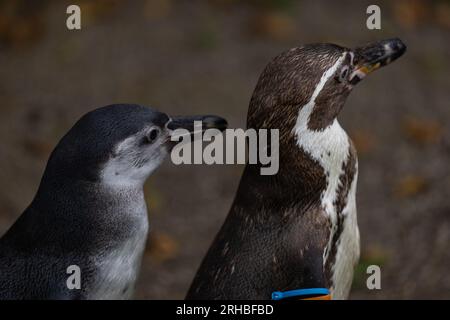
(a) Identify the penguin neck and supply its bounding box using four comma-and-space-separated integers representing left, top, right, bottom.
290, 57, 351, 213
36, 175, 146, 215
234, 121, 352, 225
293, 116, 350, 188
277, 50, 350, 211
23, 175, 149, 250
294, 117, 350, 204
239, 52, 352, 212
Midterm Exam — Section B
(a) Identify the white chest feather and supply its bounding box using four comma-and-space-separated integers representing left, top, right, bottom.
331, 175, 360, 299
89, 194, 149, 300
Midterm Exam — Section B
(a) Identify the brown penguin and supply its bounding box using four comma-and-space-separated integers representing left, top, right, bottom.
187, 38, 406, 300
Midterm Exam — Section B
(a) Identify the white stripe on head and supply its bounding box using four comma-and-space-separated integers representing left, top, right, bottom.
294, 53, 346, 132
349, 52, 355, 66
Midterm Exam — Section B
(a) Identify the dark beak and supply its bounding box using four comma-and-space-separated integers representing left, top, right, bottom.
167, 115, 227, 138
350, 38, 407, 85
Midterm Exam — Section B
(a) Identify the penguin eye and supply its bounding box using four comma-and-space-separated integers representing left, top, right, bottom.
338, 66, 349, 82
143, 128, 160, 144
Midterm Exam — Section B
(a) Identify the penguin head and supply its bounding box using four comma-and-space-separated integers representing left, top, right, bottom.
44, 104, 227, 187
248, 38, 406, 132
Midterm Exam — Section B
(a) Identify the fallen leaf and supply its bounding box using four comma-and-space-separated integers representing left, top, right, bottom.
144, 183, 163, 213
249, 11, 296, 41
0, 1, 47, 48
402, 117, 443, 145
79, 0, 123, 24
146, 232, 179, 263
393, 175, 428, 198
434, 1, 450, 29
22, 138, 53, 159
392, 0, 430, 29
363, 245, 390, 264
144, 0, 172, 20
349, 130, 378, 155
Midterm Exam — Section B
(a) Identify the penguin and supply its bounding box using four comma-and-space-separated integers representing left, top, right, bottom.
0, 104, 227, 300
186, 38, 406, 300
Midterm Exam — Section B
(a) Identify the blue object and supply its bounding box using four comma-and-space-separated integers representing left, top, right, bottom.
272, 288, 330, 300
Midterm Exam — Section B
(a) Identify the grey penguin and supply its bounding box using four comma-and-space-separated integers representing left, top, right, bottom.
0, 104, 227, 300
186, 38, 406, 300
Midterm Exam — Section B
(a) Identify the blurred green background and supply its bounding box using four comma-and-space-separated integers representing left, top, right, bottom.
0, 0, 449, 299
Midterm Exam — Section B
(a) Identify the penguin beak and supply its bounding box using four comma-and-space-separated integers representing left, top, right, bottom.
166, 115, 228, 141
349, 38, 406, 85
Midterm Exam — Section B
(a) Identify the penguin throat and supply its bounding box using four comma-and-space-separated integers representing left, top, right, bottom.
100, 153, 165, 188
